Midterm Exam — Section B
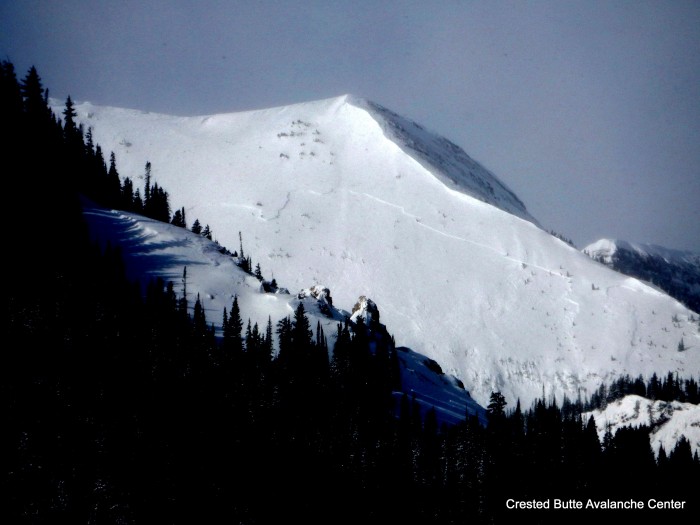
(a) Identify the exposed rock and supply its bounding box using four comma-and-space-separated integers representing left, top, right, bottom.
298, 285, 333, 316
351, 295, 380, 325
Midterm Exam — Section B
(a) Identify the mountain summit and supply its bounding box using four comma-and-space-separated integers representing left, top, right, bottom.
351, 96, 533, 222
70, 96, 700, 407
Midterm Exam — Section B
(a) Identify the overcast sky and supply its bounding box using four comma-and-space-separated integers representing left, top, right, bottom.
2, 0, 699, 252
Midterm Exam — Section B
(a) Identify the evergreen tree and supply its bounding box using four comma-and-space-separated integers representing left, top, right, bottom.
144, 161, 152, 206
21, 66, 48, 122
147, 183, 170, 222
106, 152, 121, 208
292, 302, 313, 358
486, 392, 507, 422
276, 316, 293, 367
263, 316, 274, 363
178, 266, 189, 317
170, 207, 187, 229
0, 60, 23, 124
62, 95, 77, 137
649, 372, 661, 400
245, 319, 257, 355
222, 296, 244, 359
133, 188, 144, 213
121, 177, 135, 211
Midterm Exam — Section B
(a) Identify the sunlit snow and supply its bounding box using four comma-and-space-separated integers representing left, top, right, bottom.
584, 395, 700, 457
69, 95, 700, 408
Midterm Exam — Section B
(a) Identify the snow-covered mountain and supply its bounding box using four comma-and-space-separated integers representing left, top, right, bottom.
68, 95, 700, 408
584, 395, 700, 457
584, 239, 700, 314
83, 202, 485, 425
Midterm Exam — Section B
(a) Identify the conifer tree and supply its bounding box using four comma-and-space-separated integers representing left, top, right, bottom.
263, 316, 274, 364
223, 296, 244, 358
486, 392, 507, 421
0, 61, 23, 125
193, 293, 205, 328
106, 152, 121, 207
170, 207, 187, 228
178, 266, 189, 318
62, 95, 77, 135
276, 316, 293, 366
133, 188, 144, 213
292, 302, 313, 355
21, 66, 48, 122
85, 125, 94, 153
144, 161, 152, 206
121, 177, 135, 211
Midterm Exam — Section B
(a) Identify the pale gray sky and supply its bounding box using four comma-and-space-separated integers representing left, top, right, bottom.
2, 0, 699, 251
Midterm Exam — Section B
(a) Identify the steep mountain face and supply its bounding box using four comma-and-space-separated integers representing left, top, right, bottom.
584, 239, 700, 315
358, 99, 533, 222
69, 96, 700, 408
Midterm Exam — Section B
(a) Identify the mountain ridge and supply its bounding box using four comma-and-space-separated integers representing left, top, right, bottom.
67, 94, 534, 221
358, 98, 533, 222
65, 96, 700, 408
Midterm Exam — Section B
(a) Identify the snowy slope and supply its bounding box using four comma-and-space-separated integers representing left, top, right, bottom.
82, 202, 484, 424
584, 239, 700, 314
69, 96, 700, 408
583, 395, 700, 457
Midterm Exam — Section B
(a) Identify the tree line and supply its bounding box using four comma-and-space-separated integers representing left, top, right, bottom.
585, 372, 699, 411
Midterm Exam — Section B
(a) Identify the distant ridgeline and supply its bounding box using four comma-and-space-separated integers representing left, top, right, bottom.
585, 239, 700, 315
3, 61, 698, 523
585, 372, 699, 410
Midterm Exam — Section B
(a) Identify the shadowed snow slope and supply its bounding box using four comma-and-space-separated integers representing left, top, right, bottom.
71, 96, 700, 407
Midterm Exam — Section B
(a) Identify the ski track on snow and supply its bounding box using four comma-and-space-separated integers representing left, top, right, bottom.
351, 190, 570, 278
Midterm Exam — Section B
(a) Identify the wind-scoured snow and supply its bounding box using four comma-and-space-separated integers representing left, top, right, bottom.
356, 98, 533, 222
69, 96, 700, 408
583, 395, 700, 457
